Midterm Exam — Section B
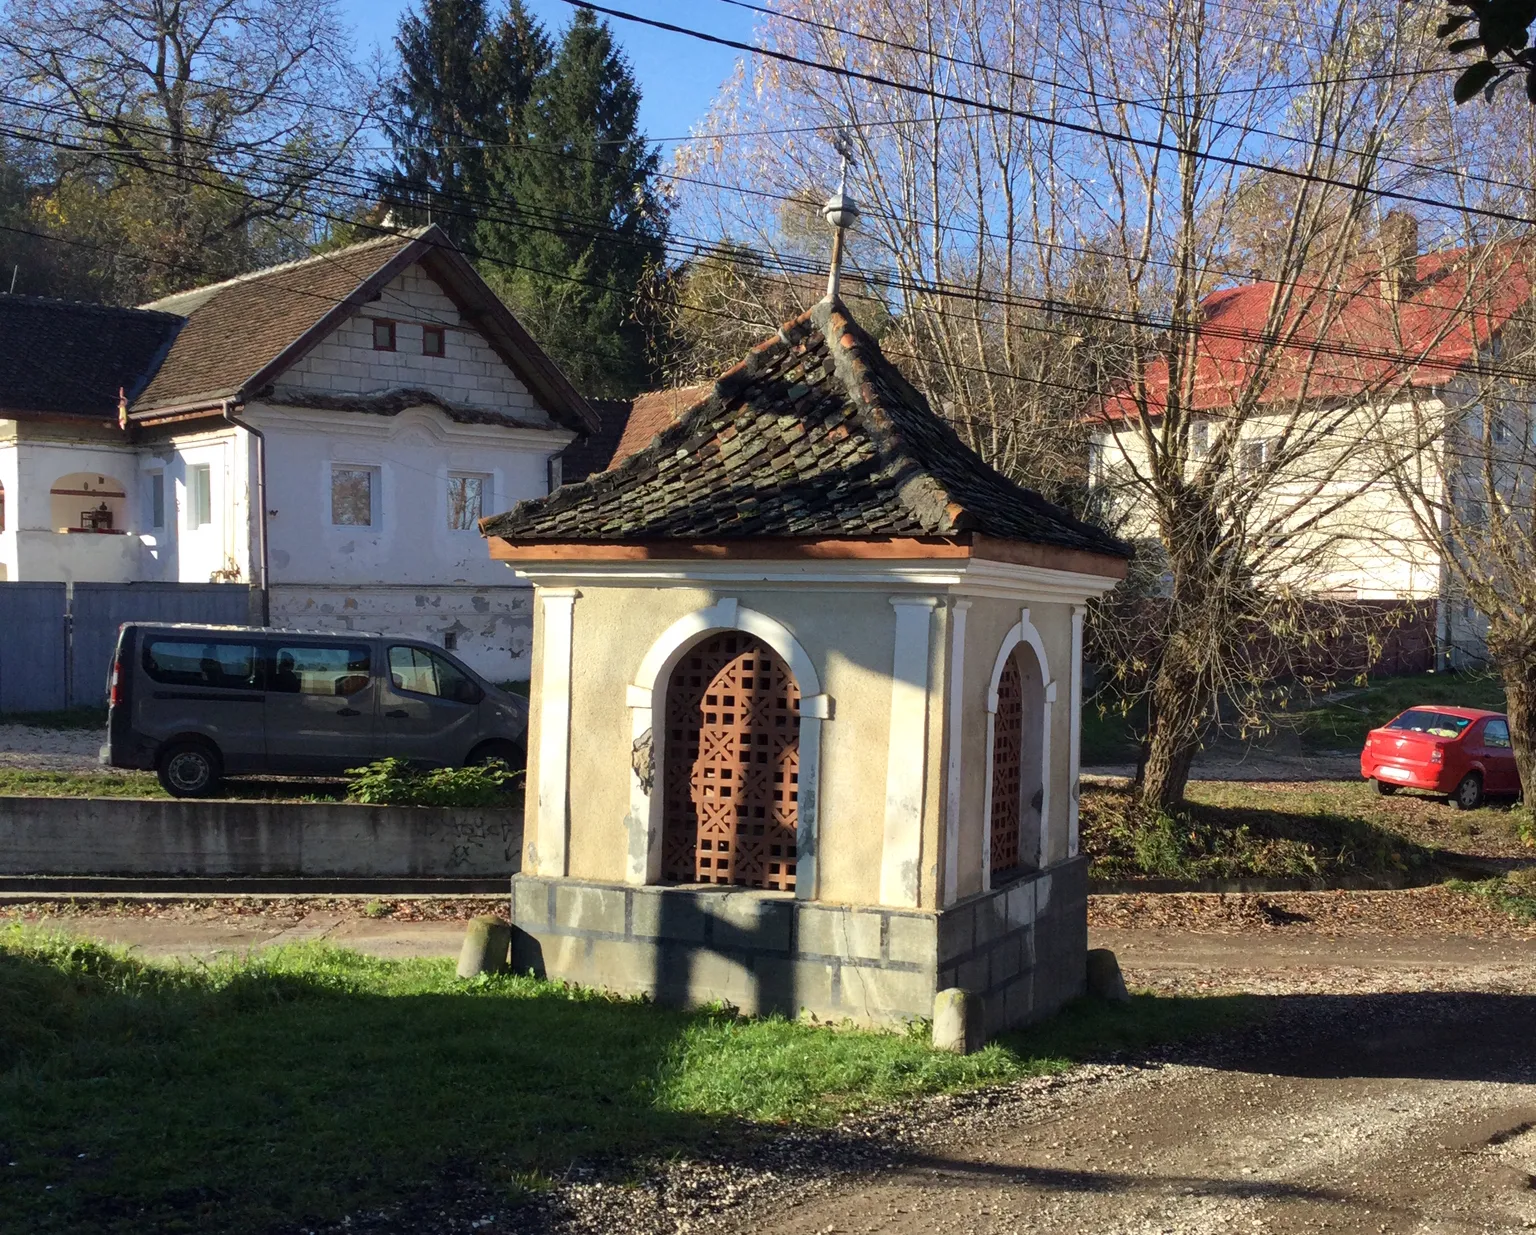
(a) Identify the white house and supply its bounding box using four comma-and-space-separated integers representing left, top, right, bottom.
0, 226, 596, 680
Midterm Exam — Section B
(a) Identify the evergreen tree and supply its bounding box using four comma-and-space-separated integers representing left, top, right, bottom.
381, 0, 504, 249
478, 10, 668, 397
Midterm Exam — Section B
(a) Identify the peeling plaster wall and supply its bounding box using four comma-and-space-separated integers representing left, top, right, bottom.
269, 583, 532, 681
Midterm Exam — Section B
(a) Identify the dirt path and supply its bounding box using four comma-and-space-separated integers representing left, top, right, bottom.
729, 932, 1536, 1235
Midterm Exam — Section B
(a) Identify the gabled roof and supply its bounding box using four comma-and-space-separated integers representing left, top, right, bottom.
0, 296, 181, 419
482, 298, 1128, 559
133, 225, 597, 434
1098, 243, 1535, 422
562, 385, 712, 482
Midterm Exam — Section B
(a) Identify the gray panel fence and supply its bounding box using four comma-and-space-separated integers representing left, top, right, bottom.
0, 582, 253, 712
0, 583, 68, 713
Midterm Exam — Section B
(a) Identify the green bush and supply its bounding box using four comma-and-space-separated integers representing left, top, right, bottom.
345, 758, 520, 807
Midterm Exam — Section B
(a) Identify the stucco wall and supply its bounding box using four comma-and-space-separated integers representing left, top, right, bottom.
269, 582, 533, 681
520, 573, 1087, 912
1094, 400, 1443, 600
251, 403, 559, 591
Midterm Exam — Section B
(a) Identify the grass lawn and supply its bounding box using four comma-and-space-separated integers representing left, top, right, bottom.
1079, 778, 1522, 881
0, 926, 1252, 1233
1081, 671, 1510, 765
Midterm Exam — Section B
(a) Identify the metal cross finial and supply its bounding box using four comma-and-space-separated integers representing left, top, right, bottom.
821, 145, 860, 301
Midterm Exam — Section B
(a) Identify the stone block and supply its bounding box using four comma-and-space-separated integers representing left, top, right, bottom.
797, 905, 882, 960
456, 915, 510, 978
682, 947, 757, 1009
750, 956, 837, 1018
511, 875, 551, 927
936, 902, 974, 962
554, 883, 626, 936
1004, 878, 1037, 928
990, 932, 1025, 985
837, 962, 936, 1024
1086, 948, 1130, 1002
957, 954, 989, 995
933, 988, 984, 1054
707, 892, 793, 952
1002, 974, 1035, 1030
886, 911, 937, 966
975, 888, 1012, 945
629, 888, 707, 942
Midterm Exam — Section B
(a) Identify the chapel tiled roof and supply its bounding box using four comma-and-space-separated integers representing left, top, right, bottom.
0, 296, 181, 418
561, 385, 712, 482
482, 298, 1130, 558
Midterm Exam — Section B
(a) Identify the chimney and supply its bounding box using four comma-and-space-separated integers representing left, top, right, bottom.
821, 157, 860, 301
1378, 210, 1419, 303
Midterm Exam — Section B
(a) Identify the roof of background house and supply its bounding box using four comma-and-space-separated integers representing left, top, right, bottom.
0, 296, 181, 419
1097, 243, 1535, 422
482, 298, 1129, 558
561, 385, 713, 481
133, 225, 596, 434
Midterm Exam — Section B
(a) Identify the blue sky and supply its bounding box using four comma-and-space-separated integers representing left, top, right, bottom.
338, 0, 760, 146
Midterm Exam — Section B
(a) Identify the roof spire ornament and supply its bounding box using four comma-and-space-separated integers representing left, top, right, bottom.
821, 143, 860, 302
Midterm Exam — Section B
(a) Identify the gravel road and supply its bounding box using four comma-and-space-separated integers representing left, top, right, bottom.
0, 724, 108, 772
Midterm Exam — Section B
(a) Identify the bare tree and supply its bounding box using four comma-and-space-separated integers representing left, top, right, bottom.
676, 0, 1533, 812
0, 0, 367, 299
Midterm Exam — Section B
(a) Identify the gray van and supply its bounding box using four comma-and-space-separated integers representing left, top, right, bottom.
104, 623, 529, 797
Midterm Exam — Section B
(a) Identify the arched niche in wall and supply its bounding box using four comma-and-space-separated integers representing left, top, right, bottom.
982, 610, 1057, 890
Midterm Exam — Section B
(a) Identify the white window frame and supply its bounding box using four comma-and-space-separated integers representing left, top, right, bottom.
330, 464, 380, 529
185, 463, 212, 530
147, 471, 166, 530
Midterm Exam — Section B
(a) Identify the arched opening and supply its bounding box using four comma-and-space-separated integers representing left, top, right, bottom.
661, 631, 801, 891
989, 642, 1045, 882
49, 472, 128, 534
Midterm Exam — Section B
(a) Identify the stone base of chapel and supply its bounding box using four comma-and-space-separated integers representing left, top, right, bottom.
509, 857, 1087, 1033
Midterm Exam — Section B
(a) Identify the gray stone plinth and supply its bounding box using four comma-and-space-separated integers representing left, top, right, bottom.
932, 987, 983, 1053
509, 856, 1089, 1031
457, 915, 511, 977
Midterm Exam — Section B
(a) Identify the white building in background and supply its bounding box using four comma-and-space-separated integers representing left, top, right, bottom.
0, 225, 596, 680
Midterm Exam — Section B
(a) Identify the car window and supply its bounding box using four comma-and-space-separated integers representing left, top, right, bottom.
1386, 709, 1473, 739
388, 645, 482, 705
1484, 719, 1512, 748
269, 645, 371, 697
144, 640, 260, 690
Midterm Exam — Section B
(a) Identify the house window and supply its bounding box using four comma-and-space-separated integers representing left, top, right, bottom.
1239, 438, 1271, 476
422, 325, 446, 357
1191, 419, 1210, 458
186, 464, 212, 529
331, 466, 377, 527
371, 319, 396, 351
148, 472, 165, 529
1493, 418, 1512, 446
447, 472, 489, 530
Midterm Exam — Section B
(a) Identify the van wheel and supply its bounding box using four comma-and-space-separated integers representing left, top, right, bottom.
1372, 778, 1399, 796
1453, 772, 1484, 811
467, 740, 524, 771
157, 741, 222, 798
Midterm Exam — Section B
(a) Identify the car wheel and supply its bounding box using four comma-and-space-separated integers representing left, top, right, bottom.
157, 741, 222, 798
1372, 778, 1399, 796
1453, 772, 1484, 811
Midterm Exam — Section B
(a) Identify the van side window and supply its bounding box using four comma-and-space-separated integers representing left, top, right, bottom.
269, 645, 371, 697
388, 645, 482, 705
144, 640, 260, 690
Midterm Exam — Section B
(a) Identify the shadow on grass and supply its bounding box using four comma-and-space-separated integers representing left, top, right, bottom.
1081, 783, 1454, 883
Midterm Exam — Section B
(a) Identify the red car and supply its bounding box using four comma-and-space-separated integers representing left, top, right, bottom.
1360, 706, 1520, 809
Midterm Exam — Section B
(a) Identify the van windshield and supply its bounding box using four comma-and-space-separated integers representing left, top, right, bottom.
1386, 709, 1472, 739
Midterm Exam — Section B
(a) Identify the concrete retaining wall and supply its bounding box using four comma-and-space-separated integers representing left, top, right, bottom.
510, 856, 1088, 1031
0, 797, 521, 877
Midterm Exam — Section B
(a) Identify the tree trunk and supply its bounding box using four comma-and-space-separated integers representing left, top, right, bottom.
1136, 652, 1206, 813
1499, 658, 1536, 805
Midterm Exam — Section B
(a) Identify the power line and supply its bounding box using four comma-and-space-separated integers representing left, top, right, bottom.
562, 0, 1536, 231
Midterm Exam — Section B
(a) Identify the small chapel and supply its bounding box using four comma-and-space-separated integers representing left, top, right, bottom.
480, 226, 1130, 1032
